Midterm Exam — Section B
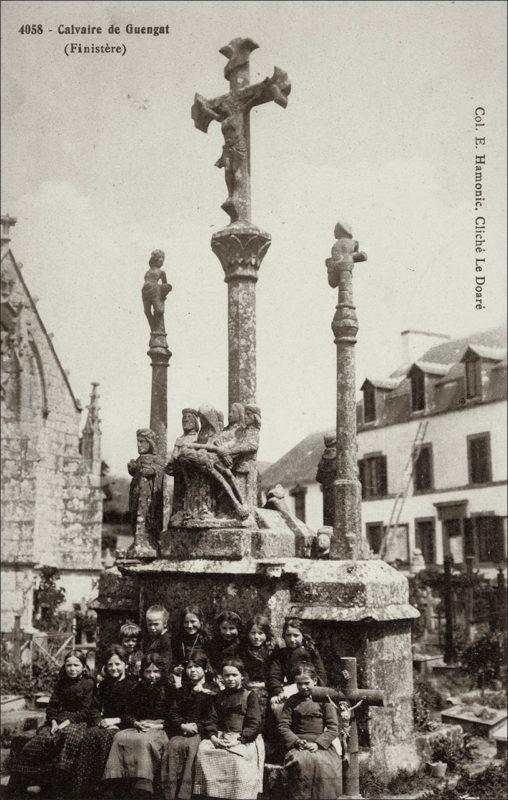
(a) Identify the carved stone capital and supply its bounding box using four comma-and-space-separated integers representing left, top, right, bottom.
211, 225, 271, 283
332, 302, 359, 343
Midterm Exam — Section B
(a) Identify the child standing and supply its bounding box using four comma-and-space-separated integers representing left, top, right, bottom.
7, 650, 95, 796
278, 664, 341, 800
74, 644, 137, 796
103, 653, 171, 798
269, 618, 327, 707
119, 622, 144, 677
171, 606, 211, 687
194, 658, 264, 800
209, 610, 243, 675
161, 651, 216, 800
241, 614, 276, 729
145, 605, 174, 670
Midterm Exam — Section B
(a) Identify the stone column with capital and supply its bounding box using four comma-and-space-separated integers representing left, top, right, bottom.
326, 221, 369, 560
192, 38, 290, 408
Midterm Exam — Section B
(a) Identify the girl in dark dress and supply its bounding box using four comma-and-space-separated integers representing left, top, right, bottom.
209, 611, 244, 679
278, 664, 341, 800
171, 606, 212, 688
103, 653, 171, 798
7, 650, 95, 796
74, 644, 137, 796
194, 658, 264, 800
161, 650, 216, 800
269, 617, 327, 709
241, 614, 276, 730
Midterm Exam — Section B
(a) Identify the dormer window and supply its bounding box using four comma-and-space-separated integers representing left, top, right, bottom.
465, 358, 482, 399
410, 369, 425, 412
363, 383, 376, 422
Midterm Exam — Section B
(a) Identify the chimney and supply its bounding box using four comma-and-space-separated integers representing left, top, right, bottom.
400, 329, 450, 366
1, 214, 17, 245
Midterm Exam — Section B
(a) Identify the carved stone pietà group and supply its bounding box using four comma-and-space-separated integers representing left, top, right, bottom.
127, 402, 260, 554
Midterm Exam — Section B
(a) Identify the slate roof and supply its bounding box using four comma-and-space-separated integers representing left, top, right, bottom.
261, 326, 507, 490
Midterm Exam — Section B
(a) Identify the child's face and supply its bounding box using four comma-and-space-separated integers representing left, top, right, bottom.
146, 613, 166, 638
284, 626, 303, 649
106, 654, 126, 680
222, 665, 242, 690
219, 621, 238, 642
143, 663, 162, 686
248, 626, 266, 648
183, 613, 201, 636
186, 663, 205, 684
121, 635, 139, 654
295, 674, 316, 697
65, 656, 84, 679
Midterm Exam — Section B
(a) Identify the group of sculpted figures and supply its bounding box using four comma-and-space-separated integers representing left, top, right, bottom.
128, 403, 261, 552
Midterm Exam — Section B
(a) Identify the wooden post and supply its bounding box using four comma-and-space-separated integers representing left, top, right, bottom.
11, 615, 23, 670
464, 555, 475, 643
496, 568, 506, 633
312, 656, 385, 800
443, 555, 456, 664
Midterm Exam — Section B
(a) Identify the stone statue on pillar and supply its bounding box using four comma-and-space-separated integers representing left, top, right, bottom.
127, 428, 165, 558
316, 432, 336, 527
142, 249, 172, 341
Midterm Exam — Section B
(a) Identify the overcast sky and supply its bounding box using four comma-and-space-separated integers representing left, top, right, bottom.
1, 0, 506, 475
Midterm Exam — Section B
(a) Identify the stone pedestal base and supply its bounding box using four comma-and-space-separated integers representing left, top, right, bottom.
94, 555, 420, 778
160, 525, 297, 560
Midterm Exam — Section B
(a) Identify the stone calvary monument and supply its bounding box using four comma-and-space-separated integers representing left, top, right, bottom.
94, 37, 420, 788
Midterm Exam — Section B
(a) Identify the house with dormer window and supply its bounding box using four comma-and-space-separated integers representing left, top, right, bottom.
261, 326, 507, 576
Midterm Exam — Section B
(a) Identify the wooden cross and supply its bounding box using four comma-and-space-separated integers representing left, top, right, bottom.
192, 37, 291, 225
312, 656, 385, 799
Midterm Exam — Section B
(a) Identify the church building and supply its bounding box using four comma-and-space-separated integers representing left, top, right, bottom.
1, 214, 103, 632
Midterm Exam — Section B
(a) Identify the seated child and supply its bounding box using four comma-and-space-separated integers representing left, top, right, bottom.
103, 653, 171, 798
161, 651, 216, 800
145, 605, 173, 670
193, 657, 264, 800
74, 644, 137, 796
278, 664, 341, 800
7, 650, 95, 796
171, 605, 212, 688
269, 617, 327, 710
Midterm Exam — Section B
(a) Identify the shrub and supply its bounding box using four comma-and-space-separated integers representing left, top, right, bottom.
1, 662, 58, 698
431, 732, 476, 771
413, 675, 446, 731
455, 762, 507, 800
359, 770, 387, 798
461, 631, 506, 688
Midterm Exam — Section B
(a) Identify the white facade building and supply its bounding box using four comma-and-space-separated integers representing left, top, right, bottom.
261, 327, 507, 575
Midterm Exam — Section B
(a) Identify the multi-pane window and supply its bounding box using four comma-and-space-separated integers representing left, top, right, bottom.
363, 384, 376, 423
415, 519, 436, 564
465, 358, 482, 399
410, 370, 425, 412
414, 444, 433, 492
474, 516, 505, 563
468, 433, 492, 484
359, 455, 388, 499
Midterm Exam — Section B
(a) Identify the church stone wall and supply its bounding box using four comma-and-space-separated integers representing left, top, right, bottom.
1, 247, 102, 630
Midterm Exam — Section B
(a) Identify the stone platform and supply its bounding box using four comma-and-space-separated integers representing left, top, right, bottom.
95, 551, 420, 776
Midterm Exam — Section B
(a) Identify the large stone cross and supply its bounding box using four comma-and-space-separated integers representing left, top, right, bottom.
192, 37, 291, 225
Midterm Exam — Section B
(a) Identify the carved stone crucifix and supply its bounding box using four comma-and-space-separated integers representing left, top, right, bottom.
192, 37, 291, 225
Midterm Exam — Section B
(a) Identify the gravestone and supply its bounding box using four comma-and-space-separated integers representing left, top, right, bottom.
93, 38, 420, 780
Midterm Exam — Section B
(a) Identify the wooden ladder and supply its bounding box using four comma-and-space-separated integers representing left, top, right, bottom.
379, 419, 429, 560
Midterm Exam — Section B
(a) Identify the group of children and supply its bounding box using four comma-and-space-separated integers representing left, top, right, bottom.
7, 605, 350, 800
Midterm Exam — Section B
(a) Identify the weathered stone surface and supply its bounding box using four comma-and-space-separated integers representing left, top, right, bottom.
192, 38, 290, 225
1, 233, 102, 630
315, 433, 335, 526
162, 527, 252, 560
126, 428, 165, 558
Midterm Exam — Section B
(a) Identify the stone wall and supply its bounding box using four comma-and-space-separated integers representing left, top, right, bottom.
1, 245, 103, 631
